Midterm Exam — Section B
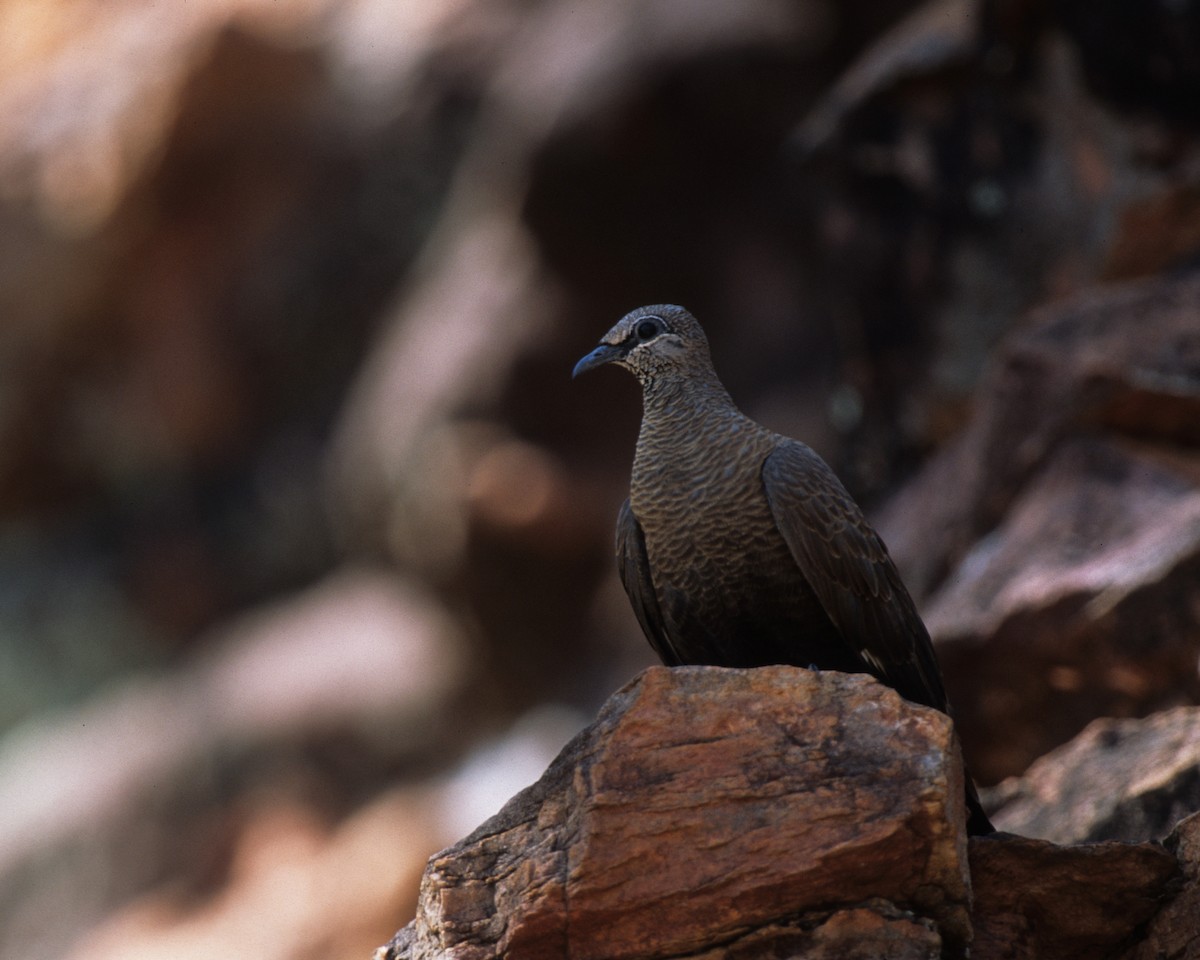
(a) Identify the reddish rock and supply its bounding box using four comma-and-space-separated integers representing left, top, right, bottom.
688, 903, 944, 960
1104, 184, 1200, 282
1124, 811, 1200, 960
382, 666, 1200, 960
882, 273, 1200, 602
384, 666, 973, 960
989, 708, 1200, 845
877, 275, 1200, 781
969, 834, 1180, 960
931, 437, 1200, 783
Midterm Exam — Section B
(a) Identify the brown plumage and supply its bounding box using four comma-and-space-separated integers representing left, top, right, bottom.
574, 304, 993, 835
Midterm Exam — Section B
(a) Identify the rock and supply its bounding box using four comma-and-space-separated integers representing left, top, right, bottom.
382, 666, 1200, 960
782, 0, 1200, 506
1124, 811, 1200, 960
1104, 183, 1200, 281
969, 833, 1180, 960
1054, 1, 1200, 123
882, 272, 1200, 602
384, 666, 974, 960
988, 707, 1200, 845
0, 569, 468, 960
686, 903, 944, 960
877, 274, 1200, 781
793, 0, 982, 157
387, 902, 947, 960
0, 0, 487, 719
931, 437, 1200, 783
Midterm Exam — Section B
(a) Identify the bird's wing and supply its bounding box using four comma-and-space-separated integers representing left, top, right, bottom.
616, 498, 683, 666
761, 440, 949, 711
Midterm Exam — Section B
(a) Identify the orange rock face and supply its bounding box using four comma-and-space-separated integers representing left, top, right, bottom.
384, 665, 1195, 960
389, 665, 973, 960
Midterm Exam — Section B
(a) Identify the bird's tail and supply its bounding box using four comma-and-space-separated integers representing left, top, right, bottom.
964, 768, 995, 836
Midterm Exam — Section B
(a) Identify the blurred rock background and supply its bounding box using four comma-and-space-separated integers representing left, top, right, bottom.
0, 1, 1198, 958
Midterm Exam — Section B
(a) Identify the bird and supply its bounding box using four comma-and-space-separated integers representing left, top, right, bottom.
573, 304, 993, 835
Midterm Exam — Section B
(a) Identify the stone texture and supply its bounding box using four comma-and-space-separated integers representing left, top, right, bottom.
383, 666, 1200, 960
385, 666, 973, 960
882, 273, 1200, 600
877, 274, 1200, 782
931, 437, 1200, 783
1124, 811, 1200, 960
969, 834, 1180, 960
686, 903, 944, 960
989, 707, 1200, 845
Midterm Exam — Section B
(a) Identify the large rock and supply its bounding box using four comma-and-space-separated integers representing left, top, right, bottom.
383, 666, 1196, 960
882, 273, 1200, 600
878, 274, 1200, 781
989, 707, 1200, 845
931, 436, 1200, 783
969, 834, 1179, 960
679, 904, 945, 960
1124, 811, 1200, 960
384, 666, 974, 960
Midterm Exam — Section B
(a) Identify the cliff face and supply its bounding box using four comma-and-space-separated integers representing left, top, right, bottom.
382, 667, 1194, 960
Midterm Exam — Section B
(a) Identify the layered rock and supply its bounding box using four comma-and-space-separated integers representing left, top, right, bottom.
383, 666, 1192, 960
878, 274, 1200, 782
1126, 812, 1200, 960
969, 835, 1177, 960
990, 707, 1200, 845
387, 666, 973, 960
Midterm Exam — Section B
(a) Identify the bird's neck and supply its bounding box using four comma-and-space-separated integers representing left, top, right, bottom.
635, 370, 749, 468
631, 371, 764, 518
639, 367, 734, 424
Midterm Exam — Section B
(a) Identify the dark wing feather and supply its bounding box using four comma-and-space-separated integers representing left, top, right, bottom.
616, 498, 682, 665
761, 441, 950, 713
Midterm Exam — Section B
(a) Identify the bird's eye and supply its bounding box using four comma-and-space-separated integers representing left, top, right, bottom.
635, 318, 663, 341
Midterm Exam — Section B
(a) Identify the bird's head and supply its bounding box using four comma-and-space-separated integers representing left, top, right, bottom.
572, 304, 713, 385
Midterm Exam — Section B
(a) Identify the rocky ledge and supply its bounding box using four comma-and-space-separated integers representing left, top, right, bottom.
378, 666, 1196, 960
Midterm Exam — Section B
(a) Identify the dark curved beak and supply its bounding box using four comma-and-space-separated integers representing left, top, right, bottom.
572, 343, 623, 379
